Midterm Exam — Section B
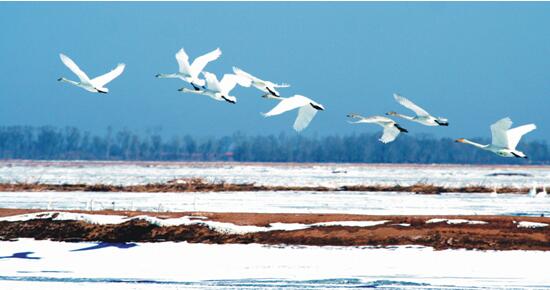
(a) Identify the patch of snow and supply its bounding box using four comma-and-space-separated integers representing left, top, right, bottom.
426, 218, 488, 225
517, 221, 548, 228
0, 212, 391, 235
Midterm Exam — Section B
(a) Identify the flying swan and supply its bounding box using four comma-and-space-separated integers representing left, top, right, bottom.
387, 93, 449, 126
178, 72, 251, 104
347, 114, 408, 143
156, 48, 221, 90
262, 95, 324, 132
58, 53, 125, 93
232, 67, 290, 98
455, 117, 536, 158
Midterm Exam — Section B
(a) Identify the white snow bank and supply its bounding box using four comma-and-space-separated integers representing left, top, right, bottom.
0, 212, 389, 234
426, 218, 488, 225
517, 221, 548, 228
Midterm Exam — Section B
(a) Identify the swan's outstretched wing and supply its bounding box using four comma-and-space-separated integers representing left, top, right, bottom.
263, 95, 311, 117
506, 124, 536, 150
490, 117, 513, 148
233, 67, 261, 83
190, 48, 221, 75
294, 105, 318, 132
394, 94, 430, 117
175, 48, 192, 75
348, 115, 394, 124
380, 126, 400, 143
59, 53, 91, 83
219, 73, 251, 93
91, 63, 125, 87
203, 72, 222, 92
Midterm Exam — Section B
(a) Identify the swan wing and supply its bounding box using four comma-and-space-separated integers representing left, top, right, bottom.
59, 53, 91, 83
203, 72, 222, 92
380, 126, 400, 143
394, 94, 430, 117
175, 48, 192, 75
348, 115, 394, 124
91, 63, 125, 87
293, 104, 318, 132
190, 48, 222, 76
263, 95, 311, 117
490, 117, 513, 148
506, 124, 536, 150
233, 67, 261, 83
220, 73, 251, 93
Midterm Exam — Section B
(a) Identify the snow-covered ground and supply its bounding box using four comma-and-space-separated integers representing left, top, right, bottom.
1, 190, 549, 216
0, 239, 549, 289
0, 161, 549, 188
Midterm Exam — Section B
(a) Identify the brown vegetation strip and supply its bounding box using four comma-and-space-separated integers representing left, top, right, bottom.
1, 208, 550, 250
0, 178, 530, 194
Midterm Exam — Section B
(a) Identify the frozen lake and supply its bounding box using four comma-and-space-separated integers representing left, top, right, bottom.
1, 239, 549, 289
1, 161, 549, 188
1, 190, 550, 216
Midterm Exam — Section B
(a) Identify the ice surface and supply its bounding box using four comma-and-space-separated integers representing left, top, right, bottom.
1, 239, 550, 289
2, 190, 550, 216
0, 161, 549, 188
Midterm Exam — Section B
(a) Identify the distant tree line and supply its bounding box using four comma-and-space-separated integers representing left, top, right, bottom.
0, 126, 548, 164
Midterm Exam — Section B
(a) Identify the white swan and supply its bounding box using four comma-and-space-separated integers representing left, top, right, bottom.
156, 48, 221, 90
178, 72, 250, 104
529, 185, 537, 197
262, 95, 325, 132
347, 114, 408, 143
387, 94, 449, 126
537, 186, 547, 198
58, 53, 125, 93
232, 67, 289, 98
455, 117, 536, 158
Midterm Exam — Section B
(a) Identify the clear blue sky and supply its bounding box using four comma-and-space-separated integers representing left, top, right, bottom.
0, 2, 549, 141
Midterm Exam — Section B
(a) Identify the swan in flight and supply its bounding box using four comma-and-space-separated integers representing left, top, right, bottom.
347, 114, 408, 143
387, 94, 449, 126
58, 53, 125, 93
156, 48, 221, 90
232, 67, 289, 98
178, 72, 250, 104
262, 95, 324, 132
455, 117, 536, 158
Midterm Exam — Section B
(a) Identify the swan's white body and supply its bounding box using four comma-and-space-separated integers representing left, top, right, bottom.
347, 114, 408, 143
156, 48, 221, 89
537, 187, 547, 198
178, 72, 250, 104
232, 67, 289, 97
263, 95, 325, 132
387, 94, 449, 126
529, 185, 537, 197
58, 53, 125, 93
456, 117, 536, 158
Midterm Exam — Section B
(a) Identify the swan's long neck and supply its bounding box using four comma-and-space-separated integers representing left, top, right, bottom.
58, 77, 79, 86
461, 139, 488, 149
156, 73, 179, 79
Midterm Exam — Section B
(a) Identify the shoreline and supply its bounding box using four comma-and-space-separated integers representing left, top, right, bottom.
1, 209, 549, 251
0, 179, 534, 194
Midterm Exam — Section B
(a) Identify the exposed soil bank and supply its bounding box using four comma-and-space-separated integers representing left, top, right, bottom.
1, 209, 549, 251
0, 179, 531, 194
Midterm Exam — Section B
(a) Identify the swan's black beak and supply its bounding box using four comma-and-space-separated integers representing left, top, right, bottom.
177, 88, 184, 92
435, 120, 449, 126
155, 74, 161, 78
57, 78, 63, 82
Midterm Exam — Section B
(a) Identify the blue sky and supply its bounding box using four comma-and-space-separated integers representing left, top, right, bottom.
0, 2, 549, 141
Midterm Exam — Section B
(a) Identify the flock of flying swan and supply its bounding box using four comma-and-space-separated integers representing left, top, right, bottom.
57, 48, 538, 159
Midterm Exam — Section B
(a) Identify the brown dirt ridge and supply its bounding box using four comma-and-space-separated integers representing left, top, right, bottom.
1, 209, 550, 251
0, 178, 532, 194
